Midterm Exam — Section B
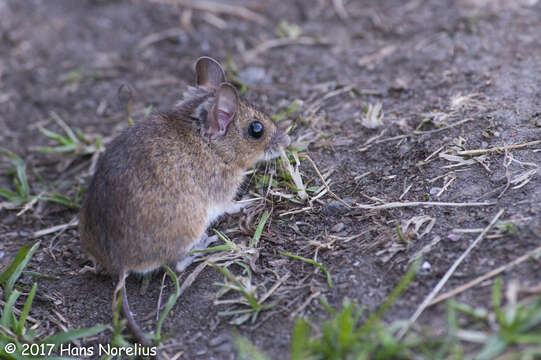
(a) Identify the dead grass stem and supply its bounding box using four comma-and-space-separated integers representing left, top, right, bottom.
397, 209, 504, 340
457, 140, 541, 156
356, 201, 495, 210
429, 244, 541, 306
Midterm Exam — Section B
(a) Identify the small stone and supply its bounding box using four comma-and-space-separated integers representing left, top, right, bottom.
430, 187, 442, 195
447, 233, 462, 242
331, 222, 345, 233
238, 66, 269, 85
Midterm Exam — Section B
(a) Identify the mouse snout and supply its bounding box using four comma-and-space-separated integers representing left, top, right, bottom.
273, 129, 290, 150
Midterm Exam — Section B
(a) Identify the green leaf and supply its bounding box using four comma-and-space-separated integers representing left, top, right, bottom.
16, 282, 37, 337
154, 264, 181, 342
35, 144, 78, 154
42, 192, 79, 209
39, 324, 108, 346
39, 128, 71, 146
0, 242, 40, 300
235, 334, 271, 360
250, 211, 269, 248
291, 319, 312, 360
279, 251, 332, 288
0, 189, 17, 200
1, 290, 21, 328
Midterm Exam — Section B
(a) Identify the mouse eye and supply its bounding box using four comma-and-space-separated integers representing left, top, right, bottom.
248, 121, 264, 139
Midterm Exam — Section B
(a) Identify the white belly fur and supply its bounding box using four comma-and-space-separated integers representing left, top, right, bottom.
206, 202, 233, 227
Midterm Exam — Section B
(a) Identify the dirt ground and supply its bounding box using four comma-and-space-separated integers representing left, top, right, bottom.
1, 0, 540, 359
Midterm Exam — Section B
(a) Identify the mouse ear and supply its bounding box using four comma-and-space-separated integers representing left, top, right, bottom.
195, 57, 226, 90
204, 83, 238, 139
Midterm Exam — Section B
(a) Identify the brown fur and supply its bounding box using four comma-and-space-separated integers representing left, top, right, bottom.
78, 57, 289, 346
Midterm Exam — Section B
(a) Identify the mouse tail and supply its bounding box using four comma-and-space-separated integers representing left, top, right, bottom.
114, 271, 152, 347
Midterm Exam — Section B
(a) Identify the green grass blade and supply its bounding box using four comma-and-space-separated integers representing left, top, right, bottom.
42, 192, 79, 209
0, 337, 26, 360
14, 164, 29, 199
2, 242, 40, 299
475, 335, 508, 360
16, 282, 37, 336
279, 251, 332, 288
291, 318, 312, 360
35, 144, 79, 154
0, 242, 40, 298
38, 128, 71, 146
0, 148, 24, 165
250, 211, 269, 248
492, 278, 506, 325
235, 334, 271, 360
22, 271, 60, 280
1, 290, 21, 328
210, 263, 261, 310
155, 264, 181, 342
0, 189, 17, 199
39, 324, 108, 346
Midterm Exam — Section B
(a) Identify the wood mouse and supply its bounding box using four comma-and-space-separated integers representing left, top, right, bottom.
78, 57, 290, 346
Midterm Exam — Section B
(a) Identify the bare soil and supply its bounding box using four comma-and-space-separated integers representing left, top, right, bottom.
1, 0, 540, 359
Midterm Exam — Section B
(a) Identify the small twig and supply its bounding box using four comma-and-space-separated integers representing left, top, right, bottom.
429, 244, 541, 306
356, 201, 495, 210
397, 209, 504, 340
457, 140, 541, 156
258, 273, 290, 305
305, 155, 351, 208
155, 0, 267, 25
137, 28, 186, 51
289, 291, 321, 319
413, 118, 472, 135
32, 218, 79, 239
331, 0, 349, 21
399, 184, 413, 200
416, 146, 445, 167
279, 206, 312, 217
245, 37, 328, 62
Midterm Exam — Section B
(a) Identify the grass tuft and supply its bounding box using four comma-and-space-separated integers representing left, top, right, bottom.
0, 243, 107, 359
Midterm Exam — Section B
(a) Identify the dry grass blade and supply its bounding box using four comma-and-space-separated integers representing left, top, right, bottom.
32, 218, 78, 238
397, 209, 504, 340
154, 0, 267, 25
305, 155, 351, 208
244, 37, 329, 62
357, 45, 397, 67
137, 28, 186, 50
331, 0, 349, 21
356, 201, 495, 210
360, 102, 384, 129
429, 244, 541, 306
456, 140, 541, 156
289, 291, 321, 319
402, 215, 435, 239
280, 150, 308, 201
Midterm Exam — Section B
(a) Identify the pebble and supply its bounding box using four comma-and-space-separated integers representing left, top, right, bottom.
238, 66, 270, 85
447, 233, 462, 242
331, 222, 345, 233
